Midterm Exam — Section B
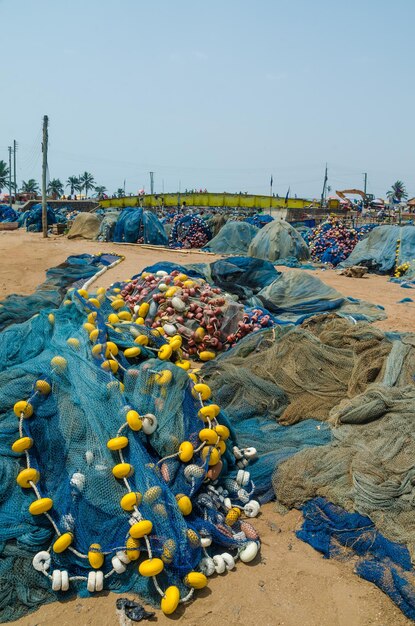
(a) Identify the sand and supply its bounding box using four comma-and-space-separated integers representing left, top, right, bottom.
0, 231, 413, 626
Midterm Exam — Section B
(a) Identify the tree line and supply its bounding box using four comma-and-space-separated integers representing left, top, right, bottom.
0, 162, 122, 199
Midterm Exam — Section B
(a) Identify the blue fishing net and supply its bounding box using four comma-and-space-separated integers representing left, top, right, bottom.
0, 205, 18, 222
113, 207, 168, 245
341, 224, 415, 273
244, 214, 274, 228
25, 204, 57, 232
0, 254, 121, 332
298, 498, 415, 621
0, 265, 263, 621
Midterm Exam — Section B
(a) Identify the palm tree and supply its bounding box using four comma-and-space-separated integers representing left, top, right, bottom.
116, 188, 125, 198
94, 185, 107, 199
66, 176, 79, 196
21, 179, 40, 194
47, 178, 64, 198
79, 171, 95, 197
0, 160, 9, 192
386, 180, 408, 203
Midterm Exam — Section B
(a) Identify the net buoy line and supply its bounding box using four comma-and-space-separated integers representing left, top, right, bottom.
110, 242, 217, 255
10, 278, 261, 616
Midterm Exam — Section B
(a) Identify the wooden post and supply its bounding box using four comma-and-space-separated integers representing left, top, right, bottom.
41, 115, 48, 238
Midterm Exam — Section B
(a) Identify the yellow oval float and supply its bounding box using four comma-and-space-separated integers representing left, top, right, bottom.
112, 463, 133, 479
13, 401, 33, 418
35, 380, 51, 395
126, 410, 142, 431
184, 571, 208, 589
199, 350, 216, 361
17, 467, 39, 488
129, 519, 153, 539
192, 383, 211, 401
53, 532, 73, 553
161, 586, 180, 615
124, 347, 141, 358
107, 436, 129, 451
120, 491, 142, 511
126, 536, 140, 560
88, 543, 104, 569
138, 557, 164, 577
178, 441, 194, 462
29, 497, 53, 516
176, 494, 192, 516
12, 436, 33, 453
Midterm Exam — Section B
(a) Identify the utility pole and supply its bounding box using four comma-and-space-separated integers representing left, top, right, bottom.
149, 171, 154, 195
41, 115, 49, 238
320, 163, 328, 210
8, 146, 12, 207
13, 140, 17, 197
363, 172, 367, 195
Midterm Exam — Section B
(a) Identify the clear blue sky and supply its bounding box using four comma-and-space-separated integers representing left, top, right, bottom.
1, 0, 414, 199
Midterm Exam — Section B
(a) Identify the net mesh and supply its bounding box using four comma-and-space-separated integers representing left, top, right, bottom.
0, 266, 261, 621
248, 220, 310, 263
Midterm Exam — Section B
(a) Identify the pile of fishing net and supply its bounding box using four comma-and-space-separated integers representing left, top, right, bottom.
248, 220, 310, 263
0, 205, 18, 222
206, 212, 227, 237
340, 224, 415, 273
169, 214, 211, 249
95, 211, 120, 242
202, 313, 415, 619
67, 213, 101, 240
115, 267, 273, 361
0, 253, 122, 332
203, 221, 259, 255
0, 258, 265, 622
244, 214, 274, 229
113, 207, 168, 246
23, 204, 58, 232
309, 217, 360, 265
183, 257, 386, 324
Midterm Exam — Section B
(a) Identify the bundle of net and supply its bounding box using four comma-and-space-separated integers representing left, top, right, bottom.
116, 268, 273, 362
0, 282, 262, 621
244, 213, 274, 229
309, 216, 359, 265
0, 204, 18, 222
169, 214, 212, 249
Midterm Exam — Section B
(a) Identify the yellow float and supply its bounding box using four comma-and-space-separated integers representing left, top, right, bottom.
88, 543, 104, 569
124, 347, 141, 358
12, 436, 33, 453
192, 383, 212, 401
107, 436, 129, 451
29, 497, 53, 515
35, 380, 51, 394
158, 344, 172, 360
126, 536, 141, 560
126, 410, 142, 431
138, 557, 164, 577
178, 441, 194, 462
13, 401, 33, 418
53, 532, 73, 553
129, 519, 153, 539
161, 586, 180, 615
134, 334, 149, 346
112, 463, 133, 479
120, 492, 142, 511
184, 571, 208, 589
176, 494, 192, 516
17, 467, 39, 488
